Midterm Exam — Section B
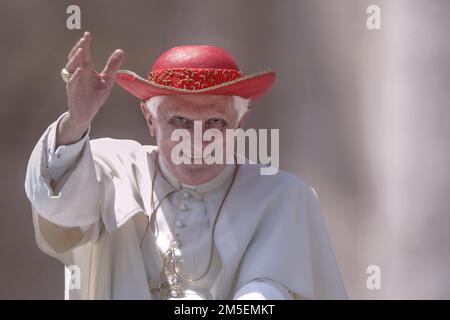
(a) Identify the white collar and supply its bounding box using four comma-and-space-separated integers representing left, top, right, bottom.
157, 153, 236, 194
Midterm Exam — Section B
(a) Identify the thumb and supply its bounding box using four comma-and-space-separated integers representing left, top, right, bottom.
102, 49, 125, 80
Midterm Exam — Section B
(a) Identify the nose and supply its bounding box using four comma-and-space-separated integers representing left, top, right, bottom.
187, 121, 219, 155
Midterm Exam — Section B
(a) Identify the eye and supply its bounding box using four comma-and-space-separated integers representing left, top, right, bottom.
170, 116, 192, 128
206, 118, 227, 129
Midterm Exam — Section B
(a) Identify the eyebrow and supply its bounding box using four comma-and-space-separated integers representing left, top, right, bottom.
165, 112, 228, 120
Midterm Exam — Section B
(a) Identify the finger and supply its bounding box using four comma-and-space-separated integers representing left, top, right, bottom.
81, 32, 92, 65
71, 34, 91, 67
68, 33, 86, 60
67, 31, 91, 61
66, 67, 85, 88
101, 49, 125, 79
65, 48, 84, 73
68, 37, 83, 60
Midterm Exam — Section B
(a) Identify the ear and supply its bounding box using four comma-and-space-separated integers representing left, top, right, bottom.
140, 101, 156, 136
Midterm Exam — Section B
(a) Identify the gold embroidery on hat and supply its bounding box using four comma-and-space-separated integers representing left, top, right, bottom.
146, 68, 243, 91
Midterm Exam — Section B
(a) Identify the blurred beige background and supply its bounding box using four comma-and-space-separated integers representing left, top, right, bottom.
0, 0, 449, 299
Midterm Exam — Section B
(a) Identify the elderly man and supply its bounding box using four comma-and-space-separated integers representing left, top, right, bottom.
25, 32, 346, 300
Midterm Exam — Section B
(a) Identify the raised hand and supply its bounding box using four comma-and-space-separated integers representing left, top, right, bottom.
57, 31, 125, 146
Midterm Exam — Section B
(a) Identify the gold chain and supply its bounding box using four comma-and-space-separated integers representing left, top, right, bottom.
140, 154, 239, 299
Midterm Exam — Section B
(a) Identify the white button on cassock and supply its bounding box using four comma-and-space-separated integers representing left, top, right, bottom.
182, 191, 191, 199
176, 220, 185, 228
172, 240, 181, 247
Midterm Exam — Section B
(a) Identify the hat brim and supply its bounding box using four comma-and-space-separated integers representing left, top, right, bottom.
115, 70, 275, 101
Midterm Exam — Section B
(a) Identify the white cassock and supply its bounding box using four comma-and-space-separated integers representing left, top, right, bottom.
24, 112, 347, 300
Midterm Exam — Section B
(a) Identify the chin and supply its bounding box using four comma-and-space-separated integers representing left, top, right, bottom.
176, 164, 221, 185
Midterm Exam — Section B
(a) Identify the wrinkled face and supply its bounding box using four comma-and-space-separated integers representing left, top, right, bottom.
140, 95, 248, 185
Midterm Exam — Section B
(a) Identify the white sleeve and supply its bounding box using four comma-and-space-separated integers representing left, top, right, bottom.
233, 278, 293, 300
25, 113, 101, 228
46, 112, 90, 182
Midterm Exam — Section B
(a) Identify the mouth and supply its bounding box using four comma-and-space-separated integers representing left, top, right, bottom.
181, 151, 215, 163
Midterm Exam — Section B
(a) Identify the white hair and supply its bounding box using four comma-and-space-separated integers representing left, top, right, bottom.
145, 95, 250, 121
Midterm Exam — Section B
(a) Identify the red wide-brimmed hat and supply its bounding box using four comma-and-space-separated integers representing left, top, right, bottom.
115, 45, 275, 101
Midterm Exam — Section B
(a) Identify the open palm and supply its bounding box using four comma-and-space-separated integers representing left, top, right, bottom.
64, 32, 125, 128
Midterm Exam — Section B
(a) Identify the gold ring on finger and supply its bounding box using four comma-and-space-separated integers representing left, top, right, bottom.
61, 68, 73, 84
